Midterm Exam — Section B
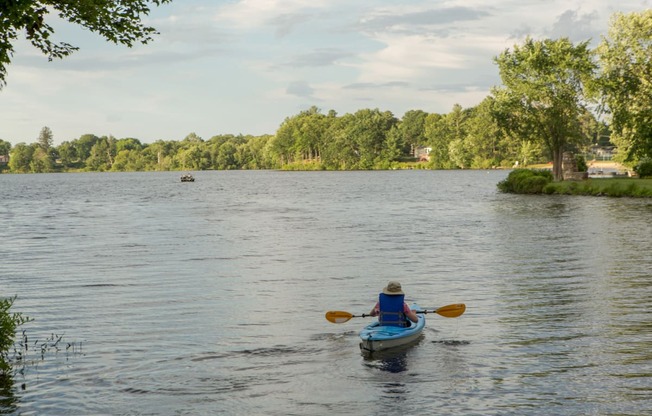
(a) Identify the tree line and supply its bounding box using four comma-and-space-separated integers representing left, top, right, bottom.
1, 10, 650, 178
0, 102, 575, 173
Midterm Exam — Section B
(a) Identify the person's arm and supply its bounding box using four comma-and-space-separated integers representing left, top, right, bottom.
404, 304, 418, 322
369, 302, 379, 317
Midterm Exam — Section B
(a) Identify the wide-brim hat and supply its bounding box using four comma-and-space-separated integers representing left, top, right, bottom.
382, 281, 404, 295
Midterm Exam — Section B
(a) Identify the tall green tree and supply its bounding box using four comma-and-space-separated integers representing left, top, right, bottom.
30, 146, 53, 172
86, 137, 115, 171
56, 141, 77, 169
268, 107, 330, 165
596, 10, 652, 163
8, 143, 33, 173
424, 105, 468, 169
141, 140, 177, 170
398, 110, 428, 156
269, 116, 300, 165
74, 134, 100, 164
182, 132, 203, 143
346, 108, 398, 169
321, 114, 358, 170
464, 98, 505, 168
423, 112, 447, 168
294, 106, 328, 161
115, 138, 143, 153
238, 135, 273, 169
36, 126, 56, 168
111, 149, 145, 171
215, 142, 238, 170
493, 37, 596, 180
445, 104, 470, 168
0, 0, 172, 88
37, 126, 53, 150
0, 139, 10, 159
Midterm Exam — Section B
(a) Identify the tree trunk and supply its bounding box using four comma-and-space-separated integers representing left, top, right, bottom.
552, 147, 563, 181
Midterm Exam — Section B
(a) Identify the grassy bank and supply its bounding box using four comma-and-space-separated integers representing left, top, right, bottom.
498, 169, 652, 197
544, 178, 652, 197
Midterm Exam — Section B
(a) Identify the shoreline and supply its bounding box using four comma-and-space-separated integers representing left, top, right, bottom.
529, 160, 629, 171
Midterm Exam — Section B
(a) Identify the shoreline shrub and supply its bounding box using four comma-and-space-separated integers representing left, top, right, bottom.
634, 158, 652, 178
497, 169, 553, 193
0, 296, 30, 377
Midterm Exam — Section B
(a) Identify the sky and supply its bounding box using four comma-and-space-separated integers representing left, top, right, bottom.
0, 0, 650, 146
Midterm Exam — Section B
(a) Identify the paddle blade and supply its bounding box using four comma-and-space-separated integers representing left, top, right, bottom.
435, 303, 466, 318
325, 311, 354, 323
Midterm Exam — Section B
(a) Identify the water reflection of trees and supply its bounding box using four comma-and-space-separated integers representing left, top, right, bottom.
361, 340, 422, 374
0, 373, 18, 414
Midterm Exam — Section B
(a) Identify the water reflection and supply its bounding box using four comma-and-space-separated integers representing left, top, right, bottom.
0, 374, 18, 414
360, 339, 424, 373
362, 350, 408, 374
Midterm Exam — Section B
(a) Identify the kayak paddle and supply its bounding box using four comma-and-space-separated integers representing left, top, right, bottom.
324, 311, 370, 323
416, 303, 465, 318
325, 303, 466, 323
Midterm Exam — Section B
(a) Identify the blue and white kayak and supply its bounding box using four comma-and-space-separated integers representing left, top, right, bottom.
359, 304, 425, 353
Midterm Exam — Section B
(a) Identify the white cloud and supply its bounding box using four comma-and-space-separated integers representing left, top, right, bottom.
214, 0, 332, 29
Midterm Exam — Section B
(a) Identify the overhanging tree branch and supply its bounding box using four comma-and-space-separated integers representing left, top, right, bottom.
0, 0, 172, 88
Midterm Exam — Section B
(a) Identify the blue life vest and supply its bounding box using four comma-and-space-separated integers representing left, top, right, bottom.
379, 293, 406, 327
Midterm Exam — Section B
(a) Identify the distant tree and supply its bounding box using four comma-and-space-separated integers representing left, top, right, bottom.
37, 126, 53, 150
577, 110, 598, 146
0, 0, 173, 88
445, 105, 470, 168
383, 125, 405, 163
115, 138, 143, 153
268, 117, 299, 165
492, 37, 596, 180
399, 110, 428, 156
268, 106, 330, 165
56, 141, 77, 169
425, 106, 468, 169
74, 134, 100, 163
8, 143, 33, 173
86, 138, 113, 171
30, 146, 54, 173
111, 149, 145, 171
177, 144, 205, 170
295, 106, 328, 161
596, 10, 652, 163
0, 139, 11, 156
239, 135, 273, 169
215, 142, 238, 170
182, 132, 203, 143
36, 126, 56, 167
464, 98, 504, 168
448, 137, 471, 169
347, 108, 398, 169
321, 113, 358, 170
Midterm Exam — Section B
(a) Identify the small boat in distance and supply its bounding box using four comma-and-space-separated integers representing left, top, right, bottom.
180, 173, 195, 182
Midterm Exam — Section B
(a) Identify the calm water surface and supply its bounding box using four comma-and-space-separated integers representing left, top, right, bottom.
1, 170, 650, 415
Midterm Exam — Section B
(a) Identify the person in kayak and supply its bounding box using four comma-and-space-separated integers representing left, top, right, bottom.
369, 281, 418, 327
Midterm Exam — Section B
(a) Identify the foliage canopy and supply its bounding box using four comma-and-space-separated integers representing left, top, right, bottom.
0, 296, 30, 376
597, 10, 652, 163
0, 0, 172, 87
492, 37, 596, 180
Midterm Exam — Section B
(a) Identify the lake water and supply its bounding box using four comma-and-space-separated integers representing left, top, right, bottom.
1, 170, 650, 415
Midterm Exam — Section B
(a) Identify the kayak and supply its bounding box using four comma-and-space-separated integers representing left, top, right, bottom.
359, 303, 425, 353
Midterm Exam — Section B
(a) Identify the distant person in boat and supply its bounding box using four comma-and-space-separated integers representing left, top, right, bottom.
369, 281, 418, 327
